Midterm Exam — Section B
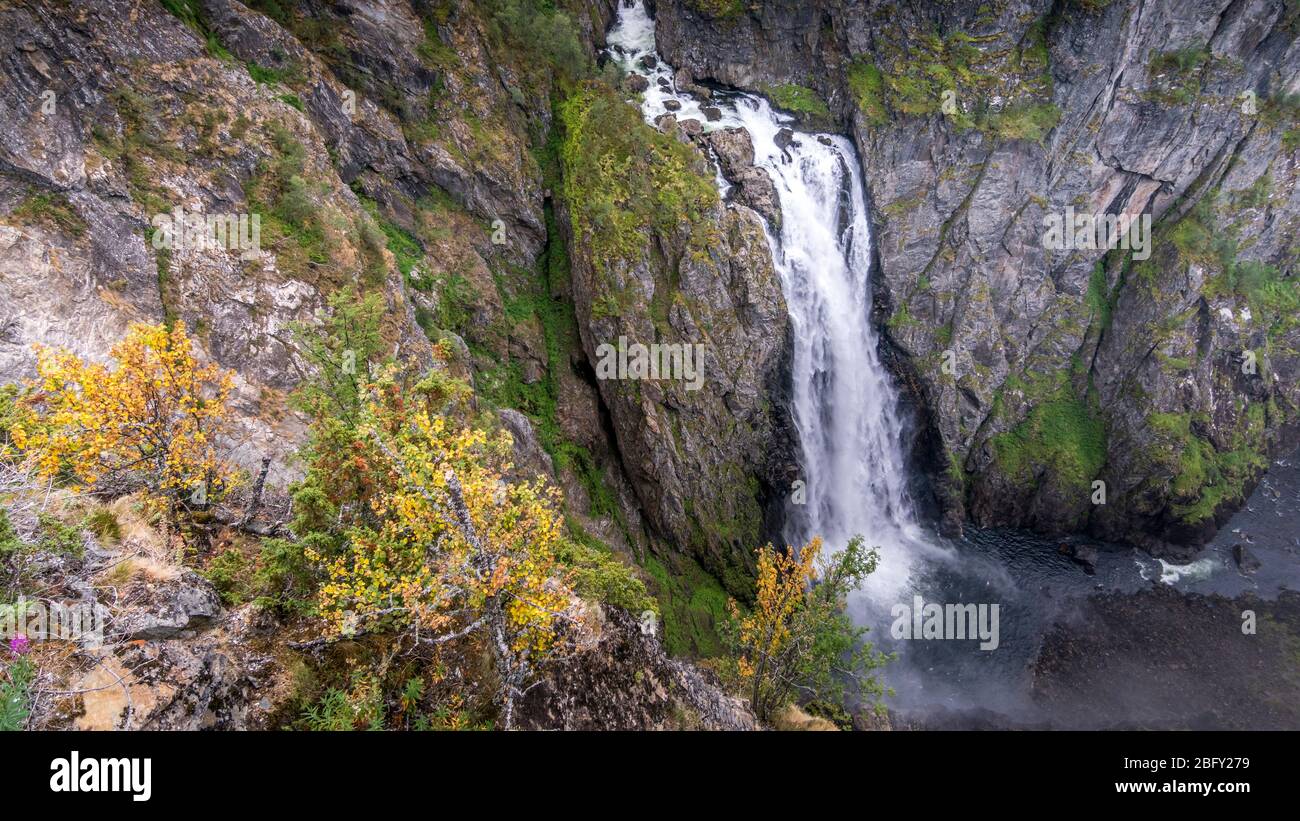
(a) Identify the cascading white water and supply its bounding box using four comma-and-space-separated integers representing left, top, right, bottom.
608, 1, 939, 598
605, 2, 1294, 726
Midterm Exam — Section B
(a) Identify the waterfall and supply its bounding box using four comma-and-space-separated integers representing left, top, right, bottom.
607, 1, 936, 599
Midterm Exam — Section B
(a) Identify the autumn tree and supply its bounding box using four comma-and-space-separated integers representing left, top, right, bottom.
299, 366, 574, 727
276, 289, 579, 727
723, 536, 892, 724
14, 322, 236, 526
286, 283, 387, 426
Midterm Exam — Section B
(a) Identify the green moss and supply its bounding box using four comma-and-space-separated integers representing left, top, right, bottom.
1086, 261, 1113, 330
946, 448, 967, 490
1145, 47, 1211, 106
684, 0, 745, 19
866, 22, 1055, 141
8, 191, 86, 237
887, 302, 920, 331
143, 225, 177, 325
558, 519, 657, 615
160, 0, 232, 59
1142, 195, 1300, 341
847, 61, 887, 126
356, 196, 423, 279
558, 83, 718, 276
415, 14, 458, 70
1148, 408, 1269, 524
247, 60, 303, 87
984, 101, 1060, 143
643, 553, 729, 657
761, 83, 832, 122
991, 366, 1106, 500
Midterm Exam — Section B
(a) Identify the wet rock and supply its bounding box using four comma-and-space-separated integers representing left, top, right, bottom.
674, 67, 712, 99
638, 54, 657, 70
1066, 543, 1099, 575
562, 111, 794, 596
625, 73, 650, 93
774, 127, 795, 150
1233, 543, 1261, 575
499, 408, 555, 484
654, 113, 678, 132
679, 118, 703, 137
663, 98, 682, 111
704, 127, 781, 228
853, 707, 893, 731
1032, 587, 1300, 729
701, 105, 722, 121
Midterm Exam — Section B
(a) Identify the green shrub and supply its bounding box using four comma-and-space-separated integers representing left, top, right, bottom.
83, 509, 121, 542
557, 523, 656, 615
36, 514, 83, 558
245, 124, 328, 268
203, 548, 256, 606
0, 509, 22, 558
299, 672, 384, 731
0, 656, 35, 732
0, 385, 22, 447
481, 0, 589, 79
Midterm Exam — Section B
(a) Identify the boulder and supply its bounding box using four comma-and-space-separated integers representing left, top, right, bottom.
704, 127, 782, 228
115, 571, 223, 641
1233, 543, 1261, 575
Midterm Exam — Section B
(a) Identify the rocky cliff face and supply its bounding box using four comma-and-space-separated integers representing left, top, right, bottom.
0, 0, 795, 725
558, 89, 797, 597
655, 0, 1300, 556
518, 605, 757, 729
21, 0, 784, 604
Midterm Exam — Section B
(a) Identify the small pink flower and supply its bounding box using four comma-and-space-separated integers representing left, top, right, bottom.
8, 635, 30, 655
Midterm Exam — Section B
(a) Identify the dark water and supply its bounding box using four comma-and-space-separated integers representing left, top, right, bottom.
861, 449, 1300, 726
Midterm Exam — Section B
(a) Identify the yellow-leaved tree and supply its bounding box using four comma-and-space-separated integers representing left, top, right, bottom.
14, 322, 236, 526
306, 367, 575, 728
723, 536, 892, 724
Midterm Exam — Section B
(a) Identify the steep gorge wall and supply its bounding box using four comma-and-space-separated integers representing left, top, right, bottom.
656, 0, 1300, 556
0, 0, 801, 658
